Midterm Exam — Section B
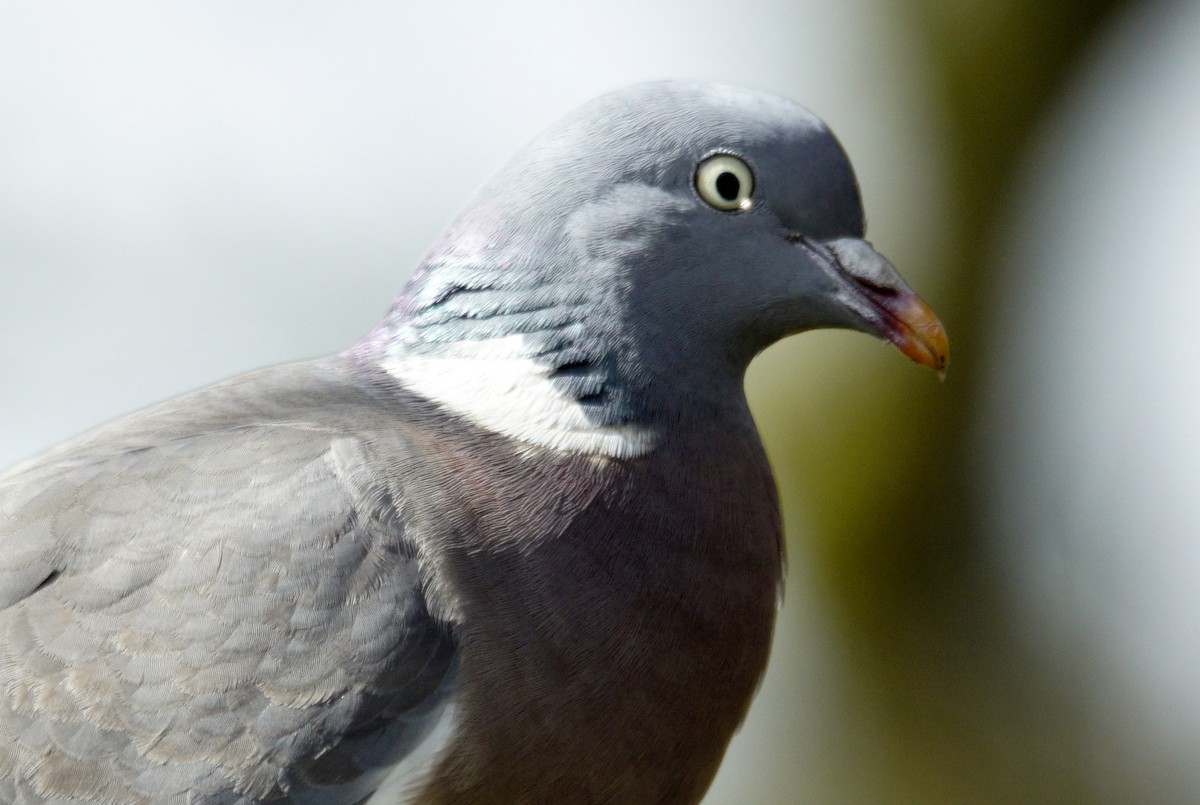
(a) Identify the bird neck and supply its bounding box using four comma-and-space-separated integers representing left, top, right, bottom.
353, 202, 757, 460
358, 312, 752, 461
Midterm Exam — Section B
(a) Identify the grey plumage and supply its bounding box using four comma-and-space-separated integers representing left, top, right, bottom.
0, 366, 456, 803
0, 82, 946, 803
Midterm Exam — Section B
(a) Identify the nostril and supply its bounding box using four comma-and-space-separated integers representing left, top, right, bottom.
851, 275, 899, 297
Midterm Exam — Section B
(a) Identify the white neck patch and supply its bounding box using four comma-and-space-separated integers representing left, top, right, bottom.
381, 334, 656, 459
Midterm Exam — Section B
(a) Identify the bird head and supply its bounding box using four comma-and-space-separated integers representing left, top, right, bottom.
368, 82, 947, 457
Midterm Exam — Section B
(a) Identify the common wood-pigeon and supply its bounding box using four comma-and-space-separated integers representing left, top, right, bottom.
0, 82, 947, 803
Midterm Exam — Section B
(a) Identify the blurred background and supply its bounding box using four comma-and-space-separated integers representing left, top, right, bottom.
2, 1, 1197, 801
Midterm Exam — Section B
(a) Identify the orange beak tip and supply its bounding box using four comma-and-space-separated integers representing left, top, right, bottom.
890, 295, 949, 378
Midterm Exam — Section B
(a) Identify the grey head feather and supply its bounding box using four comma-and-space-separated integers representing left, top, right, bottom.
358, 81, 880, 454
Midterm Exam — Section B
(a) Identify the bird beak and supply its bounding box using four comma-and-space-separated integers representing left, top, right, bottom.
800, 236, 949, 376
878, 288, 950, 376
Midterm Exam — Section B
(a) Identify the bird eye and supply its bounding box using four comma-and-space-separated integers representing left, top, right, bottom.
695, 154, 754, 212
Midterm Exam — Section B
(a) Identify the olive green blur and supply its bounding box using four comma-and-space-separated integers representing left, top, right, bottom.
747, 1, 1131, 802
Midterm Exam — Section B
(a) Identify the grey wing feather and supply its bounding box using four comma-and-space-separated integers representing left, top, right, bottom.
0, 376, 457, 804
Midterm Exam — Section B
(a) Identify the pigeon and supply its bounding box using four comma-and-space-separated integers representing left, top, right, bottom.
0, 82, 947, 804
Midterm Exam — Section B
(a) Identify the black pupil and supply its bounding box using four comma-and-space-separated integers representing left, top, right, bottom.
715, 171, 740, 201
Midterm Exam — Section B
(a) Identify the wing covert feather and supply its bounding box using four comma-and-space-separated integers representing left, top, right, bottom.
0, 392, 457, 804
